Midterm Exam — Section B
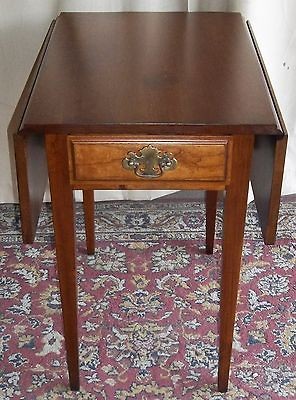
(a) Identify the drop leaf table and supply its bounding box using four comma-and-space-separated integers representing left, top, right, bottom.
9, 12, 287, 392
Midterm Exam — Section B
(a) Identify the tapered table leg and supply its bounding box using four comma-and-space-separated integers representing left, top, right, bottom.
205, 190, 218, 254
46, 133, 80, 391
83, 190, 95, 255
218, 135, 254, 392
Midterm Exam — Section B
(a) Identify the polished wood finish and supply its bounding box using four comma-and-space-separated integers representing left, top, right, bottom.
13, 134, 47, 243
68, 136, 232, 185
69, 179, 228, 191
8, 21, 55, 243
11, 12, 288, 393
46, 134, 79, 390
11, 12, 287, 243
251, 134, 287, 244
219, 135, 254, 392
247, 20, 288, 244
83, 190, 95, 255
205, 191, 218, 254
22, 13, 279, 135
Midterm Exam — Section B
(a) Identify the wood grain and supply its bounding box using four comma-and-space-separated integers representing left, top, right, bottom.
218, 134, 254, 392
10, 13, 288, 394
83, 190, 95, 255
68, 137, 232, 185
251, 134, 287, 244
247, 20, 288, 244
205, 191, 218, 254
13, 134, 47, 243
46, 133, 79, 391
22, 13, 279, 135
8, 21, 55, 242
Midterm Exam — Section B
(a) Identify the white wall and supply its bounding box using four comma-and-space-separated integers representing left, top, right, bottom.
188, 0, 228, 11
59, 0, 188, 12
0, 0, 59, 202
1, 0, 295, 202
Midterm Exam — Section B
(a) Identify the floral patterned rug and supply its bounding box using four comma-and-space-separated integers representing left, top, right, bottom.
0, 196, 295, 399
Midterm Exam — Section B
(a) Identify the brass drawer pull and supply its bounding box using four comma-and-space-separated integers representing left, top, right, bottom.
122, 145, 177, 178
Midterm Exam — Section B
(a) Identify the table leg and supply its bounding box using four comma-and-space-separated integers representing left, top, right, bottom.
46, 134, 80, 391
205, 190, 218, 254
218, 135, 254, 392
83, 190, 95, 255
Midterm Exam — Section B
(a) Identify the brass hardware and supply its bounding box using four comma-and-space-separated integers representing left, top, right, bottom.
122, 145, 177, 178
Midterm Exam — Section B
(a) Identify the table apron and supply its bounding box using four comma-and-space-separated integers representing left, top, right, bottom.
67, 135, 233, 190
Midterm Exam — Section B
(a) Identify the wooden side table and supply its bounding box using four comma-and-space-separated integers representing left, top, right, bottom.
9, 12, 287, 392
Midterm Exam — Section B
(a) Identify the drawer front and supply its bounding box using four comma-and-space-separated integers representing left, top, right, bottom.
68, 136, 232, 184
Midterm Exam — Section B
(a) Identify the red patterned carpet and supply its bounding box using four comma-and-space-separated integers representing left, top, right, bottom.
0, 196, 295, 399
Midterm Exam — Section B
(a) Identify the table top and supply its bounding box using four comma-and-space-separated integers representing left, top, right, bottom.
22, 12, 280, 135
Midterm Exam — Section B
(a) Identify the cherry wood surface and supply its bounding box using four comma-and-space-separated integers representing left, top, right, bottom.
251, 134, 287, 244
246, 21, 288, 245
10, 12, 287, 243
68, 136, 232, 185
83, 190, 95, 255
10, 12, 288, 393
218, 135, 254, 392
13, 134, 47, 243
8, 20, 55, 243
46, 134, 80, 390
21, 12, 280, 135
205, 190, 218, 254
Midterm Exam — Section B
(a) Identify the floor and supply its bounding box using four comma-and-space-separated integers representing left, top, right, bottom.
0, 195, 295, 399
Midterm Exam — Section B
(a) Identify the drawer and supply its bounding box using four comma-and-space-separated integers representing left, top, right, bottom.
68, 136, 232, 185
